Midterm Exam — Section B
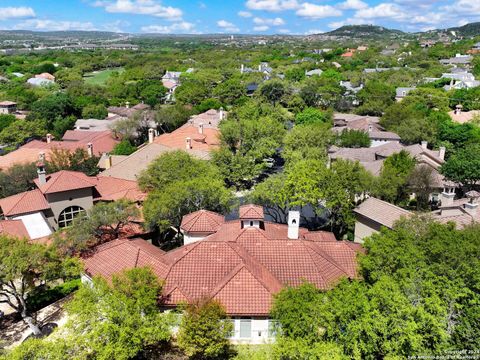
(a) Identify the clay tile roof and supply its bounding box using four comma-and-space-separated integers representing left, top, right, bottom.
34, 170, 95, 194
0, 219, 30, 239
354, 197, 412, 229
83, 238, 169, 281
93, 176, 146, 202
181, 210, 225, 234
239, 204, 264, 220
0, 189, 50, 217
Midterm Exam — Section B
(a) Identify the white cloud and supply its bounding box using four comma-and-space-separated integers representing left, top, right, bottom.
338, 0, 368, 10
278, 28, 290, 33
14, 19, 97, 31
304, 29, 325, 35
94, 0, 183, 20
253, 25, 269, 31
355, 3, 406, 20
238, 11, 252, 17
217, 20, 240, 32
296, 3, 342, 19
253, 17, 285, 26
442, 0, 480, 15
245, 0, 299, 12
0, 7, 35, 20
141, 21, 195, 33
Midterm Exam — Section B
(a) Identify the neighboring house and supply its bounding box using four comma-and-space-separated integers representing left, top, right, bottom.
246, 83, 258, 96
0, 130, 119, 170
35, 73, 55, 81
353, 197, 412, 243
431, 191, 480, 229
340, 81, 363, 94
439, 54, 472, 66
240, 62, 273, 76
83, 204, 363, 344
0, 166, 144, 235
363, 67, 401, 74
0, 101, 17, 114
329, 141, 449, 198
448, 105, 480, 124
27, 77, 54, 87
305, 69, 323, 77
333, 113, 401, 147
395, 87, 416, 101
441, 71, 480, 90
100, 109, 224, 180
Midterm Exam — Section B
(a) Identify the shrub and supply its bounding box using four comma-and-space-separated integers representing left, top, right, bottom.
26, 278, 81, 312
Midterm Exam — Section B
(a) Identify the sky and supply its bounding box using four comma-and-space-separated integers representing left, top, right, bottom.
0, 0, 479, 35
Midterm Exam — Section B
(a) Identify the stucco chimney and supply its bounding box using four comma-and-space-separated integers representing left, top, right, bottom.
46, 133, 52, 144
219, 107, 225, 120
186, 137, 192, 150
421, 141, 428, 150
125, 101, 130, 109
37, 161, 47, 185
287, 210, 300, 240
148, 128, 155, 144
241, 64, 244, 73
464, 202, 478, 217
104, 153, 112, 169
441, 187, 455, 207
87, 143, 93, 157
258, 64, 262, 71
198, 123, 204, 134
455, 104, 462, 115
38, 151, 46, 162
439, 146, 446, 160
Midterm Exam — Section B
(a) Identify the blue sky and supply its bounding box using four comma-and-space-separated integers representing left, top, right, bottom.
0, 0, 479, 34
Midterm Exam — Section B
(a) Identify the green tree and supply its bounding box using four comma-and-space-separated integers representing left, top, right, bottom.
29, 93, 80, 130
213, 78, 246, 105
175, 81, 209, 106
285, 68, 306, 82
337, 129, 371, 148
356, 80, 395, 116
56, 199, 140, 255
259, 80, 287, 105
178, 299, 233, 359
81, 103, 108, 119
283, 123, 333, 164
0, 113, 15, 132
295, 107, 331, 125
441, 143, 480, 189
111, 139, 137, 155
0, 119, 46, 148
47, 148, 100, 176
155, 104, 194, 133
0, 236, 79, 336
0, 162, 38, 198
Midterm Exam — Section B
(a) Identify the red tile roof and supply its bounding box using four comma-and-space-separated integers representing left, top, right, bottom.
181, 210, 225, 234
93, 176, 146, 202
84, 207, 362, 316
0, 219, 30, 239
239, 204, 264, 220
0, 189, 50, 217
34, 170, 95, 194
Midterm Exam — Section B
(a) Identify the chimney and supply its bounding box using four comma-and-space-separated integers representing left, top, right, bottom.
148, 128, 155, 143
439, 146, 446, 160
219, 107, 225, 120
421, 141, 428, 150
368, 124, 373, 132
464, 202, 478, 217
38, 151, 46, 162
104, 153, 112, 169
46, 133, 52, 144
455, 104, 462, 115
258, 64, 262, 72
186, 137, 192, 150
125, 101, 130, 109
37, 161, 47, 185
198, 123, 204, 134
241, 64, 244, 73
441, 187, 455, 207
87, 143, 93, 157
287, 210, 300, 240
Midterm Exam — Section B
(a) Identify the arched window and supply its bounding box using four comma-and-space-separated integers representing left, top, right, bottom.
58, 206, 85, 228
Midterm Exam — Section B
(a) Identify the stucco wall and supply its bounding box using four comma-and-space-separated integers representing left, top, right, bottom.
354, 214, 383, 243
46, 188, 94, 228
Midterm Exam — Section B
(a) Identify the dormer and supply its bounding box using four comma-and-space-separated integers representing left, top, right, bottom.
239, 204, 264, 229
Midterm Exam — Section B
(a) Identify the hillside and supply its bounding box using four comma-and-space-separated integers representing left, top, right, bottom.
325, 25, 406, 38
444, 22, 480, 37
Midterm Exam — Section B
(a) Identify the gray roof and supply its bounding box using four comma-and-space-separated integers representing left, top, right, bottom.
396, 87, 416, 98
354, 197, 412, 229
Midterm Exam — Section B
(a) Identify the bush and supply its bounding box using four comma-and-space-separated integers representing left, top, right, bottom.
81, 104, 108, 119
26, 278, 80, 312
295, 107, 331, 125
177, 299, 233, 359
337, 129, 371, 148
111, 139, 137, 155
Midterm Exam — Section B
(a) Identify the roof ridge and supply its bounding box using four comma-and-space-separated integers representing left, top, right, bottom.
304, 241, 352, 277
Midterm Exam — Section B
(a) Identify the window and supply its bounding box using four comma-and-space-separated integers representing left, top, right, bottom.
239, 319, 251, 338
58, 206, 85, 228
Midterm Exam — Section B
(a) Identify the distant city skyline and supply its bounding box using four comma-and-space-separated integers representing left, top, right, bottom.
0, 0, 479, 35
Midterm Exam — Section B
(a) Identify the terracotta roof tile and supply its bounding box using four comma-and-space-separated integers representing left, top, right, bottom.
0, 189, 50, 217
0, 219, 30, 239
181, 210, 225, 234
34, 170, 95, 194
239, 204, 264, 220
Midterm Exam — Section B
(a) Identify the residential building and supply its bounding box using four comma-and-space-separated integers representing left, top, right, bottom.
83, 204, 363, 343
0, 100, 17, 114
27, 77, 54, 87
0, 165, 144, 236
0, 130, 119, 170
431, 191, 480, 229
439, 54, 472, 66
100, 109, 224, 180
353, 197, 412, 243
35, 73, 55, 81
305, 69, 323, 77
395, 87, 416, 101
448, 105, 480, 124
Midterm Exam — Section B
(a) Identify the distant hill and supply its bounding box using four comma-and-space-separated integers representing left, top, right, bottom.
0, 30, 127, 40
443, 22, 480, 37
324, 25, 405, 38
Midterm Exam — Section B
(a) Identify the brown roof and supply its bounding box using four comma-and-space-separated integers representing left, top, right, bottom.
181, 210, 225, 234
94, 176, 146, 202
448, 110, 480, 124
154, 123, 220, 151
0, 219, 30, 239
85, 207, 362, 316
354, 197, 412, 229
34, 170, 95, 194
0, 189, 50, 217
0, 101, 16, 106
239, 204, 264, 220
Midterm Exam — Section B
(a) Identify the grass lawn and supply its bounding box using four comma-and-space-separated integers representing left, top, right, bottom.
83, 67, 124, 86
